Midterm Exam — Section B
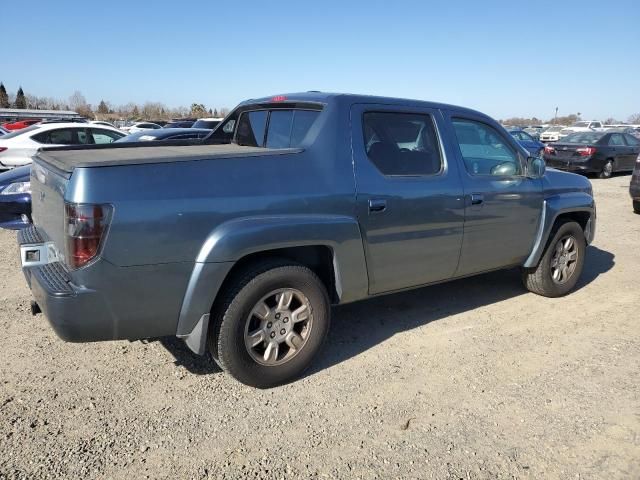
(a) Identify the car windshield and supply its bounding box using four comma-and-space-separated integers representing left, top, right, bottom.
192, 120, 220, 129
571, 122, 590, 128
0, 125, 41, 140
546, 126, 563, 132
561, 132, 604, 144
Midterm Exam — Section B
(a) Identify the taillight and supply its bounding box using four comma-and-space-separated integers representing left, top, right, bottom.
576, 147, 596, 156
544, 146, 555, 154
64, 203, 113, 269
0, 147, 7, 153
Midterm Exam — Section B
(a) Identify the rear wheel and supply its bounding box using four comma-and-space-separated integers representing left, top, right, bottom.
599, 159, 614, 179
633, 200, 640, 214
210, 260, 330, 388
522, 220, 586, 297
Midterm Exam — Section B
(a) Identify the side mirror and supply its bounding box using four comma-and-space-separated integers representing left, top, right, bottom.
526, 156, 546, 178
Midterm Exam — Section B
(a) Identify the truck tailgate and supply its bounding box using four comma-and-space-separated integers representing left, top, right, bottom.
30, 159, 69, 261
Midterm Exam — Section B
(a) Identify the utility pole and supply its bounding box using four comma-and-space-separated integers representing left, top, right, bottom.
554, 107, 558, 125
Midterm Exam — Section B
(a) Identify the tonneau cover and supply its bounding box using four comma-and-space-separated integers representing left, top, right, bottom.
35, 144, 301, 173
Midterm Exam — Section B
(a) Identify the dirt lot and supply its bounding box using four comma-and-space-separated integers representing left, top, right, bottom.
0, 175, 638, 479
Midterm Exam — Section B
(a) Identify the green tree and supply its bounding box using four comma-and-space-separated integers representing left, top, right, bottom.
132, 105, 140, 119
14, 87, 27, 109
190, 103, 207, 117
213, 108, 219, 117
97, 100, 109, 114
0, 83, 9, 108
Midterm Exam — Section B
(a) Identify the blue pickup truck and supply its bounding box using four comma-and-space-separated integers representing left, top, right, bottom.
18, 93, 596, 387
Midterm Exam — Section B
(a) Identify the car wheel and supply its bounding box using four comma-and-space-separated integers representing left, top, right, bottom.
210, 259, 330, 388
598, 159, 614, 179
634, 200, 640, 214
522, 220, 586, 297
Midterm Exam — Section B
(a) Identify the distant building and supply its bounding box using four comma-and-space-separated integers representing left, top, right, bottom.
0, 108, 82, 122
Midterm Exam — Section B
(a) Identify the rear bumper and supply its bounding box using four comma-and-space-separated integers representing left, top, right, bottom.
544, 159, 596, 173
18, 226, 195, 343
24, 262, 115, 342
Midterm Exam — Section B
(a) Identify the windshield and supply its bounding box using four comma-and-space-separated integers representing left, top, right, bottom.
571, 122, 590, 128
546, 126, 564, 132
0, 125, 41, 140
561, 132, 604, 144
192, 119, 221, 129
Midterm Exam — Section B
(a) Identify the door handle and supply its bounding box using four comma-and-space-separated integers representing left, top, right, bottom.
470, 193, 484, 205
368, 198, 387, 213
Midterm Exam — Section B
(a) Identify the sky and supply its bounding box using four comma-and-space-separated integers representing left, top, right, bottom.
2, 0, 639, 121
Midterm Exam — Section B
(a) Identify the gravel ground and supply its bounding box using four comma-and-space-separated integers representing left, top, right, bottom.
1, 174, 639, 479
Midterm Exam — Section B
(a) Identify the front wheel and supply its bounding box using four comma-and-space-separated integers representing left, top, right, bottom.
522, 220, 586, 297
210, 260, 330, 388
634, 200, 640, 214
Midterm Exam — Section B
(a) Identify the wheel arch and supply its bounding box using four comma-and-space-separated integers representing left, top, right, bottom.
524, 194, 595, 268
175, 215, 369, 354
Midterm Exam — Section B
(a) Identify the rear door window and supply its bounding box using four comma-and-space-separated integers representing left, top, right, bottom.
624, 134, 639, 146
608, 134, 625, 146
362, 111, 443, 176
48, 128, 75, 145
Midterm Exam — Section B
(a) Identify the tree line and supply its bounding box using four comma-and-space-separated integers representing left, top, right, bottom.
0, 83, 230, 121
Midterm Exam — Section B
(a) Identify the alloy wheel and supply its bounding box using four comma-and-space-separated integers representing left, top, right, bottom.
244, 288, 313, 366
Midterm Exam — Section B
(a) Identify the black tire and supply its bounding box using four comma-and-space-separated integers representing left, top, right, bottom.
522, 220, 586, 297
210, 259, 330, 388
634, 200, 640, 214
598, 159, 614, 179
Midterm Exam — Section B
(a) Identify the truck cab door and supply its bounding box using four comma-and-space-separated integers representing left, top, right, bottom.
351, 104, 465, 294
442, 112, 544, 276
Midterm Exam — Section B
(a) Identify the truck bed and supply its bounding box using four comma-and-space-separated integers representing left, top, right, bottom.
35, 143, 301, 174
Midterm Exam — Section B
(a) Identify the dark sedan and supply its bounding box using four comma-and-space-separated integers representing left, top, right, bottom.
544, 131, 640, 179
631, 154, 640, 213
116, 128, 212, 143
0, 165, 31, 229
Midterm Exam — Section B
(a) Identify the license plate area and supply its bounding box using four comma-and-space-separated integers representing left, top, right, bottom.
20, 242, 60, 267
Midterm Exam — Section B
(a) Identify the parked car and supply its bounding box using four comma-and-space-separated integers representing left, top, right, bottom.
18, 92, 595, 388
192, 117, 223, 129
163, 120, 195, 129
0, 123, 125, 168
540, 125, 567, 143
508, 129, 545, 156
544, 131, 640, 178
523, 126, 544, 140
2, 119, 42, 131
0, 165, 31, 229
558, 120, 605, 139
125, 122, 163, 134
116, 128, 213, 143
631, 154, 640, 213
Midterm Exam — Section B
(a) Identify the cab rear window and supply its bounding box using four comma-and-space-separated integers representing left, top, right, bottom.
235, 109, 320, 148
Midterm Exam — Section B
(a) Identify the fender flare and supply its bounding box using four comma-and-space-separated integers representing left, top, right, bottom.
176, 215, 368, 354
523, 193, 596, 268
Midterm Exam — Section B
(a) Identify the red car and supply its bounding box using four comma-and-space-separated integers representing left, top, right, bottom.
2, 119, 41, 131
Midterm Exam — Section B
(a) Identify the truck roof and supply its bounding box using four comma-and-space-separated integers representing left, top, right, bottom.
241, 92, 486, 117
